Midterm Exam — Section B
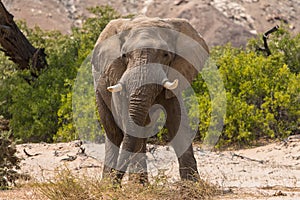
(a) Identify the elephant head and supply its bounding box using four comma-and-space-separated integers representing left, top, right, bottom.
92, 16, 209, 184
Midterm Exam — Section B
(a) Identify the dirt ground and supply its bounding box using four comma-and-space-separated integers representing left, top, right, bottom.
0, 135, 299, 199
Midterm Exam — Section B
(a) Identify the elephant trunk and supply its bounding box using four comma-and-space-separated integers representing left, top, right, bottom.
128, 88, 158, 127
124, 63, 169, 127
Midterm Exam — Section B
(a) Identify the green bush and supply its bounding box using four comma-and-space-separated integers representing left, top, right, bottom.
0, 6, 120, 142
55, 6, 121, 142
0, 7, 299, 147
194, 30, 300, 147
248, 26, 300, 74
6, 25, 79, 142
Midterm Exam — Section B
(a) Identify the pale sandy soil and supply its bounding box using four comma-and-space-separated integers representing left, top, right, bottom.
0, 136, 299, 199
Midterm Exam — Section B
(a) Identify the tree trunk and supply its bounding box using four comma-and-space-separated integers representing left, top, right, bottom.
0, 0, 47, 78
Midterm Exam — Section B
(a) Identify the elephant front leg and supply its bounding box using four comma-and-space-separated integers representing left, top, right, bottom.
162, 97, 199, 181
96, 91, 124, 179
116, 134, 148, 185
103, 135, 123, 177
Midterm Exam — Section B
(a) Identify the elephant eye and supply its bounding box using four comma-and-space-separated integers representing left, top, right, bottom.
122, 53, 127, 58
164, 53, 169, 57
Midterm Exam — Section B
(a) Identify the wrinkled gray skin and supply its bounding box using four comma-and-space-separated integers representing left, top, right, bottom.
92, 16, 209, 184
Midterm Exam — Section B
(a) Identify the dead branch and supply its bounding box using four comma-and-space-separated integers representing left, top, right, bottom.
257, 25, 279, 56
231, 152, 265, 164
23, 149, 41, 157
77, 164, 102, 170
0, 1, 47, 78
60, 155, 77, 162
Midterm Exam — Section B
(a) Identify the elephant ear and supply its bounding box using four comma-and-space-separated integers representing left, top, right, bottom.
91, 18, 130, 91
165, 19, 209, 99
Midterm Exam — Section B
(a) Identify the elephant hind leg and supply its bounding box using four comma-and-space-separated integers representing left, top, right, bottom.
178, 145, 199, 181
171, 130, 199, 182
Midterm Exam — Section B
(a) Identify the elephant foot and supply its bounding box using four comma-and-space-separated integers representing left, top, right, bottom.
113, 170, 125, 185
102, 165, 117, 178
139, 172, 149, 185
114, 171, 149, 186
128, 172, 149, 185
179, 167, 200, 182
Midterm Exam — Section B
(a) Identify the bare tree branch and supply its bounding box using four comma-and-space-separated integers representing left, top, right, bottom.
231, 152, 265, 164
257, 25, 279, 56
263, 25, 279, 56
0, 0, 47, 78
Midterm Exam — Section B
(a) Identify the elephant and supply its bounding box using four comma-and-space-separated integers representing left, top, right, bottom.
91, 16, 209, 184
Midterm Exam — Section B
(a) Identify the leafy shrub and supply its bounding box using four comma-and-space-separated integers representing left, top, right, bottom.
0, 6, 120, 142
248, 26, 300, 74
55, 6, 121, 142
0, 6, 299, 147
6, 24, 78, 142
193, 29, 300, 147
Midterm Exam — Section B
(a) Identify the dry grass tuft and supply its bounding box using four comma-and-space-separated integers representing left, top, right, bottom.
35, 169, 219, 200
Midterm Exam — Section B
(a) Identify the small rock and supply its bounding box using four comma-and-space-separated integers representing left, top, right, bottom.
250, 30, 258, 35
53, 150, 59, 157
292, 155, 300, 160
73, 140, 83, 147
60, 155, 77, 162
47, 13, 52, 18
273, 190, 287, 196
223, 188, 233, 194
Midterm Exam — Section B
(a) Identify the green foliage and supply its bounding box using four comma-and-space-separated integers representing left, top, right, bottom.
0, 6, 120, 142
0, 6, 298, 147
0, 52, 16, 119
55, 6, 120, 142
5, 24, 79, 142
193, 31, 300, 146
0, 131, 20, 189
55, 55, 104, 142
55, 81, 77, 142
248, 26, 300, 74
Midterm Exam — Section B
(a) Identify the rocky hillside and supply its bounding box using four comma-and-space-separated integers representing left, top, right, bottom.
2, 0, 300, 47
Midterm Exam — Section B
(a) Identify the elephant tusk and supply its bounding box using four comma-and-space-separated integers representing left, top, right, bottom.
163, 79, 178, 90
107, 83, 123, 92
